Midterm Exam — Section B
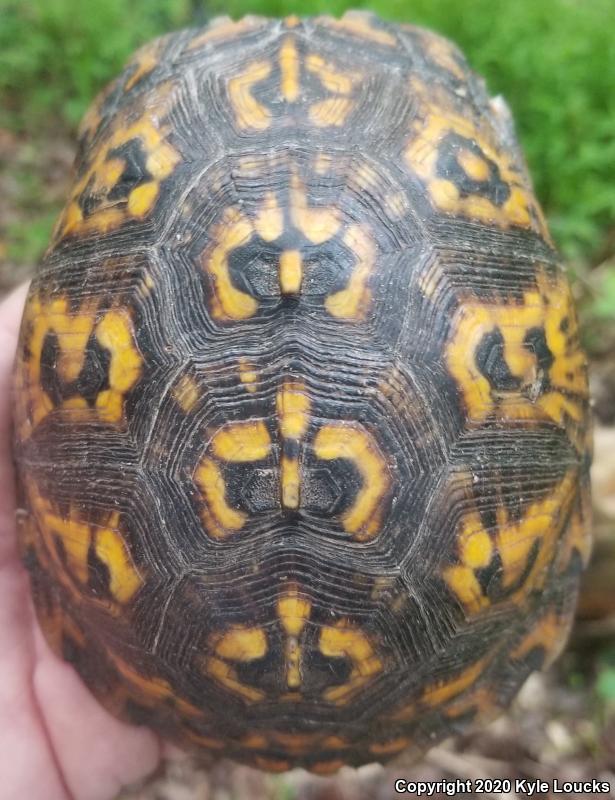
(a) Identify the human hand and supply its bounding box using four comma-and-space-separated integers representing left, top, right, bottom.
0, 285, 162, 800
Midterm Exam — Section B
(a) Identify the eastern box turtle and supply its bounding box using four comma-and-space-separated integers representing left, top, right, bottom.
12, 11, 592, 774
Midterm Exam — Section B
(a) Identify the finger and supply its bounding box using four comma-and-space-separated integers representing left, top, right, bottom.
0, 283, 29, 560
33, 626, 161, 800
0, 566, 69, 800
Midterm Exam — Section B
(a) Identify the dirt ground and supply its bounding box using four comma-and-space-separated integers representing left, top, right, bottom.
2, 130, 614, 800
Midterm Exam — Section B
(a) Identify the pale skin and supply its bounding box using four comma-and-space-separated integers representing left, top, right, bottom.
0, 286, 162, 800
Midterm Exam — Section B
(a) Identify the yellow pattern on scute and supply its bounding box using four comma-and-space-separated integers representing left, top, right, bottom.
201, 208, 257, 321
319, 621, 383, 705
54, 85, 180, 242
124, 38, 161, 91
443, 471, 576, 615
404, 78, 548, 234
13, 295, 97, 437
195, 458, 247, 539
314, 424, 390, 540
276, 382, 311, 510
279, 37, 300, 102
14, 295, 142, 436
196, 420, 272, 538
26, 482, 143, 612
278, 585, 311, 689
317, 11, 397, 47
446, 271, 588, 447
95, 310, 143, 423
423, 656, 489, 707
510, 609, 572, 668
227, 60, 272, 131
206, 625, 268, 702
227, 38, 360, 131
187, 16, 265, 50
325, 225, 374, 320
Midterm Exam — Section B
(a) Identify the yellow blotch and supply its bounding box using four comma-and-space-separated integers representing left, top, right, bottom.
124, 41, 160, 90
321, 735, 350, 750
202, 208, 258, 321
445, 271, 588, 441
384, 191, 410, 219
278, 585, 311, 689
419, 31, 466, 80
95, 309, 143, 424
457, 148, 491, 182
278, 585, 311, 636
423, 656, 488, 707
279, 250, 303, 295
94, 523, 143, 605
290, 171, 341, 244
304, 55, 357, 127
238, 358, 258, 393
318, 12, 397, 47
444, 686, 499, 722
241, 733, 268, 749
442, 511, 493, 615
314, 424, 389, 541
496, 472, 576, 601
173, 375, 200, 413
309, 97, 355, 128
389, 700, 416, 722
276, 382, 310, 439
442, 564, 489, 616
187, 17, 264, 50
325, 225, 374, 320
210, 420, 271, 462
127, 181, 159, 218
228, 60, 272, 131
34, 497, 91, 589
305, 54, 354, 96
369, 737, 411, 756
279, 37, 300, 102
271, 732, 318, 754
314, 153, 335, 175
195, 457, 247, 539
404, 81, 546, 233
206, 625, 267, 703
320, 621, 383, 704
214, 626, 267, 661
281, 456, 301, 510
511, 609, 571, 668
110, 653, 202, 719
254, 192, 284, 242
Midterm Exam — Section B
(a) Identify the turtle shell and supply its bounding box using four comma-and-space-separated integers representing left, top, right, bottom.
12, 11, 591, 774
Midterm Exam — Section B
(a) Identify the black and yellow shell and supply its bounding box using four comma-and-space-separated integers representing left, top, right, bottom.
13, 11, 592, 774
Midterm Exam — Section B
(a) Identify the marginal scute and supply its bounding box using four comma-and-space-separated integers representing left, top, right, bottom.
443, 471, 578, 614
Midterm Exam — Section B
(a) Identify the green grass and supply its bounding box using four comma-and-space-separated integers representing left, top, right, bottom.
1, 0, 614, 328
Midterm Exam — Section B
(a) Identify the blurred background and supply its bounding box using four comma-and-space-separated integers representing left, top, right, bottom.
1, 0, 614, 797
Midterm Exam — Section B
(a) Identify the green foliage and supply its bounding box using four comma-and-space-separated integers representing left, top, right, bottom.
1, 0, 614, 313
0, 0, 190, 129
